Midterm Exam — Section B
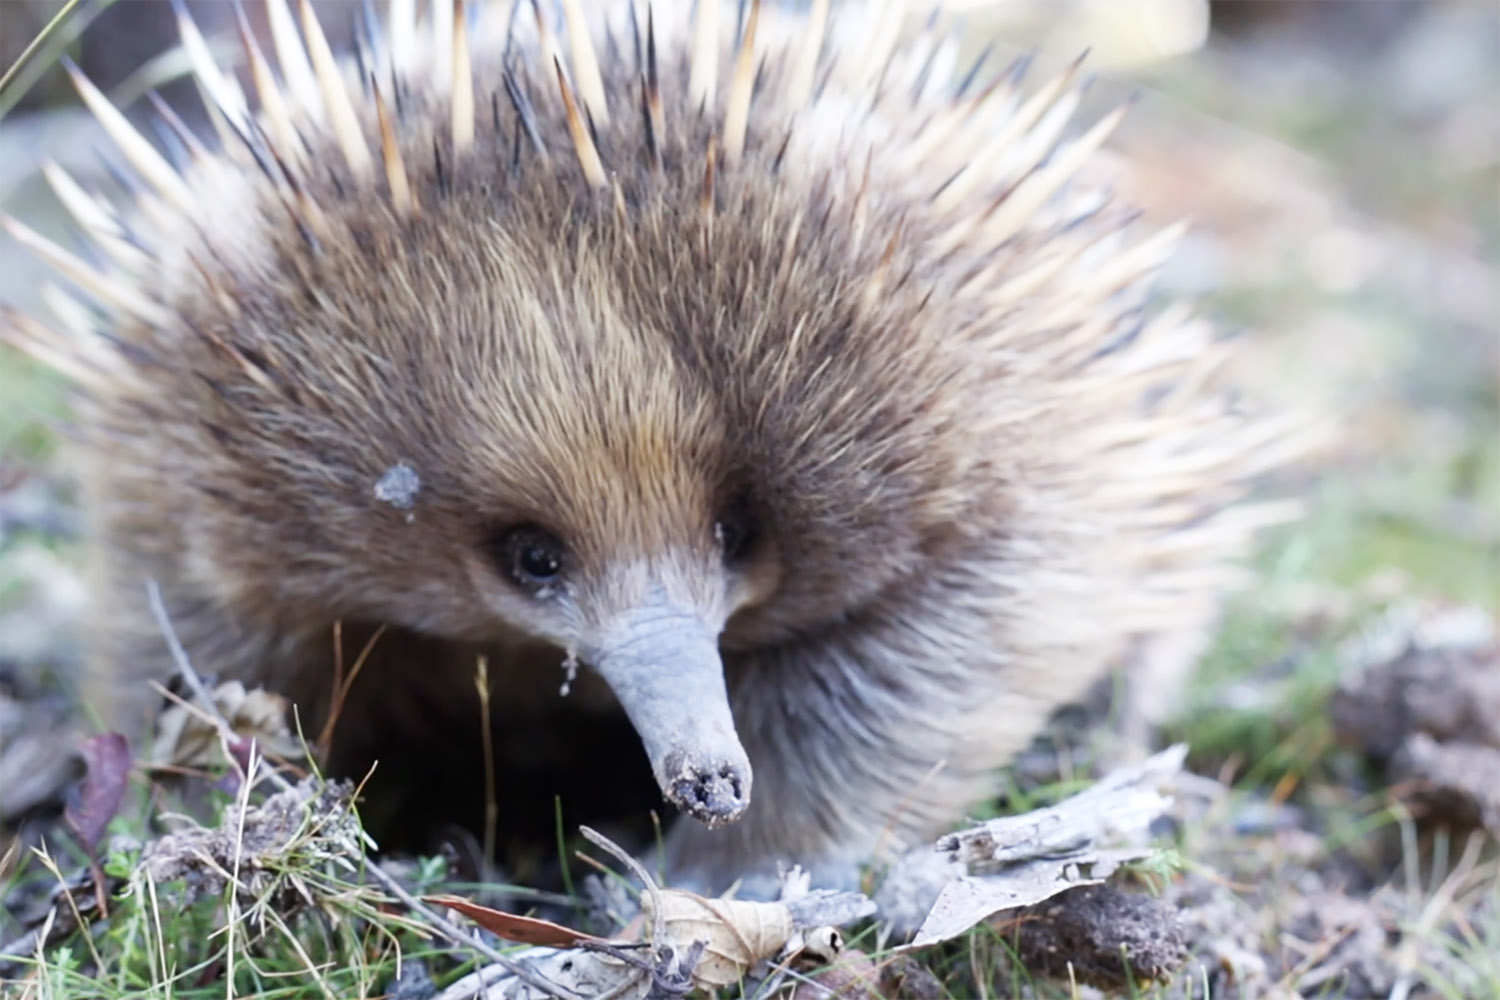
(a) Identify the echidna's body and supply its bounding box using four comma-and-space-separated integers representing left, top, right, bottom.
4, 0, 1296, 891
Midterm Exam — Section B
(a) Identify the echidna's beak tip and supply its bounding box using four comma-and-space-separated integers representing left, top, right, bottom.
663, 749, 751, 828
585, 593, 752, 827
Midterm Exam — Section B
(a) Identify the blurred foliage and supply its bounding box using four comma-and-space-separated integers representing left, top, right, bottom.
0, 346, 66, 461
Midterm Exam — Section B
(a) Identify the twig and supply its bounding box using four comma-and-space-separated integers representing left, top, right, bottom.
145, 579, 230, 731
579, 825, 665, 948
476, 655, 498, 865
577, 826, 706, 998
146, 578, 293, 793
362, 860, 584, 998
315, 622, 388, 758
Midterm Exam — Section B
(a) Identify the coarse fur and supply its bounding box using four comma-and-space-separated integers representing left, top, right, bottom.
2, 0, 1306, 891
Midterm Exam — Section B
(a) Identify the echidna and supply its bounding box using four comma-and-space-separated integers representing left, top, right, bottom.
2, 0, 1301, 893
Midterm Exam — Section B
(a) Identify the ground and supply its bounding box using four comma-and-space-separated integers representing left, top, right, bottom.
1, 2, 1497, 997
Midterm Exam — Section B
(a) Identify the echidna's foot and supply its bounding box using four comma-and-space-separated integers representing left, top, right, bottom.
663, 753, 750, 828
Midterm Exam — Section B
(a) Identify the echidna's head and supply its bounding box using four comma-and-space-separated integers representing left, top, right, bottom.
153, 165, 973, 826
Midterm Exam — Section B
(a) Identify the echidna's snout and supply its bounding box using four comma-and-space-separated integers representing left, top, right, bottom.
661, 749, 749, 827
585, 597, 752, 828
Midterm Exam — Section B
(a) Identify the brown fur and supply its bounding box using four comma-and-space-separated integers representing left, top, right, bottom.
6, 2, 1300, 892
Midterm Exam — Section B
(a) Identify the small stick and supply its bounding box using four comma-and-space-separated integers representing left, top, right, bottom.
475, 655, 498, 864
145, 579, 228, 729
316, 622, 388, 758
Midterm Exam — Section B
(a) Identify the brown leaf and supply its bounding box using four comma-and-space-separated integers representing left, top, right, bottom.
642, 889, 796, 988
65, 732, 131, 854
424, 894, 605, 948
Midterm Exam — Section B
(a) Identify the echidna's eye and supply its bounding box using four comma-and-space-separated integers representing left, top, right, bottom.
491, 526, 566, 593
715, 508, 759, 566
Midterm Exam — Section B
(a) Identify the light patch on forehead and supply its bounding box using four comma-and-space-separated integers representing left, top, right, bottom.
373, 461, 422, 518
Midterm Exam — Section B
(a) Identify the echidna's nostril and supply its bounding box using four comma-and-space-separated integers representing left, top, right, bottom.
664, 751, 752, 829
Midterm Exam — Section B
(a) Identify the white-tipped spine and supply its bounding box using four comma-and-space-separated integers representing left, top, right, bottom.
2, 216, 168, 326
1067, 221, 1187, 299
689, 0, 719, 108
785, 0, 829, 109
529, 0, 567, 95
41, 163, 147, 271
1, 305, 112, 388
298, 0, 373, 178
389, 0, 416, 72
554, 58, 606, 189
374, 80, 417, 218
173, 0, 250, 134
41, 283, 100, 341
931, 56, 1086, 213
451, 0, 474, 156
559, 0, 609, 126
63, 62, 195, 213
432, 0, 455, 92
235, 5, 299, 164
265, 0, 320, 118
849, 0, 905, 93
984, 103, 1129, 246
722, 0, 760, 165
41, 163, 116, 241
999, 89, 1082, 184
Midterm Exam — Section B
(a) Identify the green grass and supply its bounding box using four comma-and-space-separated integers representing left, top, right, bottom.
1, 775, 475, 999
1170, 465, 1499, 785
0, 347, 68, 461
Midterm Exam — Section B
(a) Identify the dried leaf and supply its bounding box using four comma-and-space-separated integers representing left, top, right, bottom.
898, 745, 1188, 947
149, 680, 301, 770
900, 857, 1134, 953
65, 732, 130, 853
642, 889, 795, 988
936, 744, 1186, 868
425, 894, 606, 948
